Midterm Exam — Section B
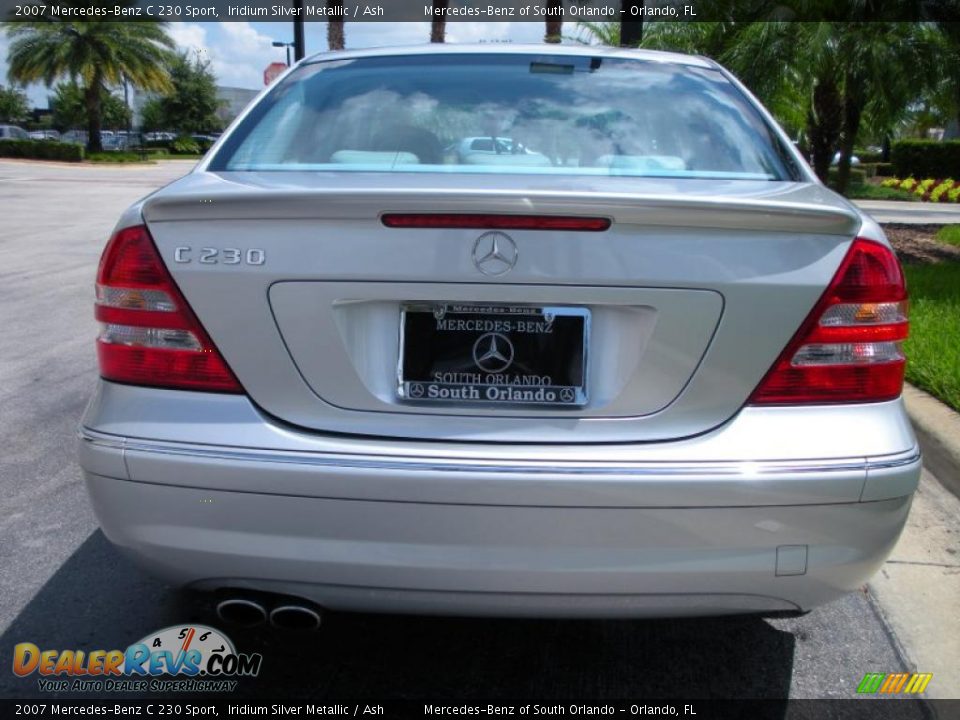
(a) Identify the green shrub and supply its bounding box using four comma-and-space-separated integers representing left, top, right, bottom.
144, 138, 212, 155
858, 162, 896, 178
171, 135, 200, 154
891, 140, 960, 179
855, 150, 884, 164
87, 152, 153, 164
842, 183, 918, 201
860, 162, 895, 177
0, 139, 84, 162
827, 167, 866, 188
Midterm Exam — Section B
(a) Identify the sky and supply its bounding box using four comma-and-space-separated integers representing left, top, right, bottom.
1, 21, 553, 109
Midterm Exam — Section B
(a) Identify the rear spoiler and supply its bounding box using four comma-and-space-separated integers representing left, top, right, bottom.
143, 178, 861, 237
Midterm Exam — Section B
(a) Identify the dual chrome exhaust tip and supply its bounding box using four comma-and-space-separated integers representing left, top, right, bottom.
215, 596, 322, 631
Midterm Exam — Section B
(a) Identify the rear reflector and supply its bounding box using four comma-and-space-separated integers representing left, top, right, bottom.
95, 225, 243, 393
749, 238, 908, 405
381, 214, 611, 231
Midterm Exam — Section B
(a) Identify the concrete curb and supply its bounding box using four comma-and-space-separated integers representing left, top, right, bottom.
903, 384, 960, 497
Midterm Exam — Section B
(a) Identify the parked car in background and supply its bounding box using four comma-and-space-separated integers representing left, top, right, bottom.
58, 129, 133, 149
28, 129, 61, 141
101, 133, 131, 151
144, 131, 176, 142
452, 136, 550, 166
832, 151, 860, 166
0, 125, 30, 140
61, 130, 87, 145
80, 45, 919, 626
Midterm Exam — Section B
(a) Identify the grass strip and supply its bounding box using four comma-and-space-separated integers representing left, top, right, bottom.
904, 262, 960, 412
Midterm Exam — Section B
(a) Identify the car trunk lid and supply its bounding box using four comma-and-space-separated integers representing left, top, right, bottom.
142, 171, 860, 443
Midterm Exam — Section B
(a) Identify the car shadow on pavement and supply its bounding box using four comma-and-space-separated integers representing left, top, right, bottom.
1, 531, 798, 700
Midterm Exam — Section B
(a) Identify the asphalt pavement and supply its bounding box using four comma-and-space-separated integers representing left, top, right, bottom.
0, 160, 947, 705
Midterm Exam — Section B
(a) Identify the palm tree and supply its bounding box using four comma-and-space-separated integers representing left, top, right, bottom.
3, 11, 174, 152
431, 0, 448, 43
572, 21, 620, 46
544, 0, 562, 44
833, 23, 939, 191
931, 21, 960, 137
728, 21, 938, 191
723, 21, 843, 180
327, 1, 345, 51
581, 15, 938, 192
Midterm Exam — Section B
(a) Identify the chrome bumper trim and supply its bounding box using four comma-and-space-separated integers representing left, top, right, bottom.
79, 426, 920, 479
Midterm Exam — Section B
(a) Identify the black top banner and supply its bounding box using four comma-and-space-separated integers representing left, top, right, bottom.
2, 0, 959, 23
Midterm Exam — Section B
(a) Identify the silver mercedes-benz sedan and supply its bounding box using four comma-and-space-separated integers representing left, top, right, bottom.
79, 45, 920, 624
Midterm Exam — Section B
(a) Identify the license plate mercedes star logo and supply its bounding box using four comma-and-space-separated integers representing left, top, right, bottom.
472, 332, 515, 373
472, 232, 519, 276
407, 383, 425, 398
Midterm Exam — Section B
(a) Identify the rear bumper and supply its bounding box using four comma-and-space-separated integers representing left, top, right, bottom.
79, 382, 921, 617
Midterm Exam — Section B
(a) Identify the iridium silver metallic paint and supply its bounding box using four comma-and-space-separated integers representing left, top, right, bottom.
79, 45, 920, 618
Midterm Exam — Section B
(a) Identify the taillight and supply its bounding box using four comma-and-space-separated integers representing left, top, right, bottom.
95, 225, 243, 393
749, 238, 908, 405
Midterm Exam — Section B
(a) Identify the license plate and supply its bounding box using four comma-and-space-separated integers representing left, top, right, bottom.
398, 304, 589, 407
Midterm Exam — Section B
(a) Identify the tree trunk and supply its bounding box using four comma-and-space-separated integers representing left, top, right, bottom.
85, 77, 103, 154
327, 1, 345, 50
807, 75, 842, 183
955, 74, 960, 138
544, 0, 562, 43
294, 10, 305, 61
835, 77, 864, 196
431, 0, 447, 43
621, 2, 644, 47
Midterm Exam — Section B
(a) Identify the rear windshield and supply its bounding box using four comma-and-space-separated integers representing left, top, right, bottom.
210, 53, 795, 180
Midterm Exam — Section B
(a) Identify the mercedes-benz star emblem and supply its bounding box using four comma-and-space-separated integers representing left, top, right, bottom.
408, 383, 425, 398
472, 231, 518, 276
560, 388, 575, 403
472, 332, 515, 373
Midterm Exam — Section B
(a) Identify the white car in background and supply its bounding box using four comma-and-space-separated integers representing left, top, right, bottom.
0, 124, 30, 140
28, 129, 60, 141
452, 136, 552, 166
832, 151, 861, 166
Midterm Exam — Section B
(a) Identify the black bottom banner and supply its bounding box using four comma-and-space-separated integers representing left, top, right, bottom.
1, 699, 955, 720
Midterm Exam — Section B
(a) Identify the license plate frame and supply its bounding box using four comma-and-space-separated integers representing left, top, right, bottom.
397, 303, 589, 408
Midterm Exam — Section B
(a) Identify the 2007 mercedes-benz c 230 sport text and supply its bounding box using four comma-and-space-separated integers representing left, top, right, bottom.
79, 45, 920, 624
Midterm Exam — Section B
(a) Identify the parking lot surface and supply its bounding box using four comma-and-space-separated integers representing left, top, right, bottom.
0, 160, 943, 705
